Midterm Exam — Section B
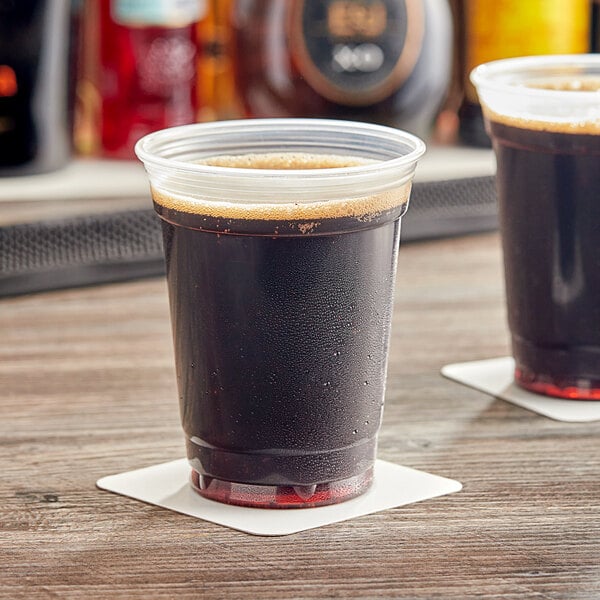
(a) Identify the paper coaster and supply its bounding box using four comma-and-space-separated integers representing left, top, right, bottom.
442, 357, 600, 422
97, 459, 462, 536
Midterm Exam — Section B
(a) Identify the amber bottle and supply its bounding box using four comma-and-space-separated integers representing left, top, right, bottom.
457, 0, 590, 146
196, 0, 242, 121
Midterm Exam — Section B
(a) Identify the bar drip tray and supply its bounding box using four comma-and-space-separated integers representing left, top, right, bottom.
0, 149, 497, 297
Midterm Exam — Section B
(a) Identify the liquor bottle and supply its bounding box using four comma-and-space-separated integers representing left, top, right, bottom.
231, 0, 453, 139
0, 0, 73, 175
76, 0, 205, 159
196, 0, 242, 121
457, 0, 590, 147
592, 0, 600, 52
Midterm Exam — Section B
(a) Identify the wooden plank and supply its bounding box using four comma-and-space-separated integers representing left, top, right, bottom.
1, 233, 599, 599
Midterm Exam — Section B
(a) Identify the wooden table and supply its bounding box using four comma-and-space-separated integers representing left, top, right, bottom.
1, 232, 599, 599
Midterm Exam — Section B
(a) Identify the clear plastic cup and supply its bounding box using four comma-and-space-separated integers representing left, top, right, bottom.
472, 55, 600, 400
136, 119, 425, 507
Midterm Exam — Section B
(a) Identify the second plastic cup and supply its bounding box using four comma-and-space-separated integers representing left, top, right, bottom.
136, 119, 425, 507
472, 55, 600, 400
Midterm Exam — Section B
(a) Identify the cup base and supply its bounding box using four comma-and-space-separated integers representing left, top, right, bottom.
190, 467, 373, 508
515, 366, 600, 401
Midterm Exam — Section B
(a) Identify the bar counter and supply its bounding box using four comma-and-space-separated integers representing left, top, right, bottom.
1, 231, 599, 599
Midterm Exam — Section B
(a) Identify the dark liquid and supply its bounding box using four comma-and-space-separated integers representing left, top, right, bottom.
156, 192, 405, 506
490, 120, 600, 398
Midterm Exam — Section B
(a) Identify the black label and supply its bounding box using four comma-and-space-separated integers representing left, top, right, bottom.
291, 0, 424, 106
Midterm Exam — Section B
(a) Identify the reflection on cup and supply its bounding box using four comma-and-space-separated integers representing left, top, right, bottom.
472, 55, 600, 400
136, 119, 425, 507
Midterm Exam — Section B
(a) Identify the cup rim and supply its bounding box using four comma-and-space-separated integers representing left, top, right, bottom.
134, 118, 426, 181
470, 54, 600, 99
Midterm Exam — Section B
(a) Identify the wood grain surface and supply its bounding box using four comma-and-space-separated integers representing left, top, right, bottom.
1, 232, 599, 599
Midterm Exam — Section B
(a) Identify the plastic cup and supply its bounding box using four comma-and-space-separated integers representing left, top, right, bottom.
472, 55, 600, 400
136, 118, 425, 507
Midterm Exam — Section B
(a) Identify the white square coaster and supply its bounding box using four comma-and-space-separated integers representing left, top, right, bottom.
97, 459, 462, 536
442, 356, 600, 422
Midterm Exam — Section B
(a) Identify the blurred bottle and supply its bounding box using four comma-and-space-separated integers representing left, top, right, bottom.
231, 0, 453, 139
592, 0, 600, 52
76, 0, 205, 159
196, 0, 242, 121
0, 0, 74, 175
456, 0, 590, 147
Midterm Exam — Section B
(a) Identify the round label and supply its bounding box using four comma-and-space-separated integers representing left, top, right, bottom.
290, 0, 425, 106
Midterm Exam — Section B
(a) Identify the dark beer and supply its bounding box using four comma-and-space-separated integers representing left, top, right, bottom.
488, 109, 600, 400
153, 152, 411, 506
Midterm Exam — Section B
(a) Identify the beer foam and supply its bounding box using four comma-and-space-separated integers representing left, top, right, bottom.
483, 78, 600, 135
484, 107, 600, 135
526, 77, 600, 92
198, 152, 372, 170
151, 152, 411, 221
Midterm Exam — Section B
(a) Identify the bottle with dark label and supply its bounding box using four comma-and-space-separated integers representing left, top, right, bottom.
0, 0, 73, 175
231, 0, 452, 138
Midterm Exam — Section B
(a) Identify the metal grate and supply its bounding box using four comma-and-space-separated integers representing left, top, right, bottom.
403, 175, 497, 240
0, 209, 165, 297
0, 176, 497, 297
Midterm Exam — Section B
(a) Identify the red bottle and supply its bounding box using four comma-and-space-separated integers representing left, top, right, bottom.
76, 0, 204, 159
